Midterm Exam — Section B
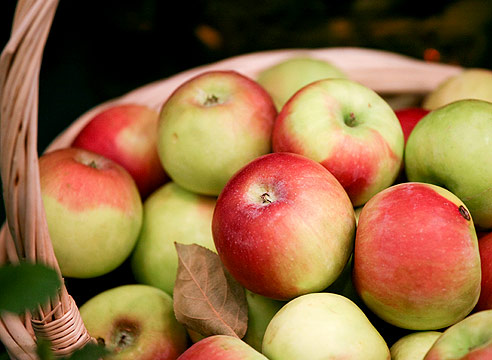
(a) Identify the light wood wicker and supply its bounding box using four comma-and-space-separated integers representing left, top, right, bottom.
0, 0, 463, 359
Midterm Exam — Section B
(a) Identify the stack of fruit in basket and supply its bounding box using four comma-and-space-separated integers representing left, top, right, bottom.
36, 55, 492, 359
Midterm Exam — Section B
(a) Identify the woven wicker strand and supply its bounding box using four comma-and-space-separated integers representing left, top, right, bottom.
0, 1, 466, 359
0, 0, 93, 359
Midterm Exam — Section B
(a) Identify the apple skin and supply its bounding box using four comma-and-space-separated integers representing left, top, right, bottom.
212, 152, 356, 300
423, 310, 492, 360
79, 284, 188, 360
394, 107, 430, 144
72, 104, 168, 199
405, 99, 492, 230
157, 70, 277, 196
177, 335, 268, 360
423, 68, 492, 110
242, 290, 285, 352
39, 147, 143, 278
272, 78, 404, 207
131, 182, 216, 295
262, 292, 391, 360
256, 56, 347, 111
390, 331, 442, 360
353, 182, 481, 330
475, 232, 492, 311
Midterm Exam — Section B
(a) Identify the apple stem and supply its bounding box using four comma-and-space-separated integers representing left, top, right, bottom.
344, 112, 357, 127
88, 160, 98, 169
261, 192, 272, 204
204, 94, 219, 106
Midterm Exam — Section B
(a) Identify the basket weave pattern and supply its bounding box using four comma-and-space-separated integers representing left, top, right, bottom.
0, 1, 463, 359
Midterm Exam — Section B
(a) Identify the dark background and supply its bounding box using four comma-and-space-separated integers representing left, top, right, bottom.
1, 0, 492, 355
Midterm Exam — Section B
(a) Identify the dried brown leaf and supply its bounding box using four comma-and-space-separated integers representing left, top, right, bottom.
173, 242, 248, 339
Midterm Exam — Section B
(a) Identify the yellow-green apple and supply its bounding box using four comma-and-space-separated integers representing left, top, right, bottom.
79, 284, 188, 359
262, 292, 391, 360
72, 104, 168, 199
212, 152, 356, 300
272, 78, 404, 207
423, 310, 492, 359
353, 182, 481, 330
423, 68, 492, 110
242, 290, 285, 352
157, 70, 277, 196
256, 56, 347, 111
39, 147, 143, 278
475, 232, 492, 311
131, 182, 216, 295
394, 107, 430, 144
405, 99, 492, 230
390, 331, 442, 360
177, 335, 268, 360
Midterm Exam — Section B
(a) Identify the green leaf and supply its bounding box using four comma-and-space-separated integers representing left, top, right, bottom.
0, 262, 61, 314
36, 340, 55, 360
63, 342, 109, 360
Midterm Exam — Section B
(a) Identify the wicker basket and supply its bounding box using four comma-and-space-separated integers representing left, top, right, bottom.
0, 0, 464, 359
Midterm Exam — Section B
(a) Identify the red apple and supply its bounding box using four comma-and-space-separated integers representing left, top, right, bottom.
353, 182, 481, 330
39, 147, 143, 278
475, 232, 492, 311
72, 103, 168, 199
212, 152, 356, 301
394, 107, 430, 144
272, 78, 404, 207
177, 335, 268, 359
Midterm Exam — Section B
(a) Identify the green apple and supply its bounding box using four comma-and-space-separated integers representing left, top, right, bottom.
39, 147, 143, 278
256, 56, 347, 110
405, 99, 492, 229
390, 331, 442, 360
242, 290, 285, 352
131, 182, 216, 295
262, 292, 390, 359
272, 78, 404, 206
423, 310, 492, 359
157, 70, 277, 196
423, 69, 492, 110
79, 284, 188, 359
177, 335, 268, 359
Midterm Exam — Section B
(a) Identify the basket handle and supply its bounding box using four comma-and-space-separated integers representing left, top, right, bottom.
0, 0, 93, 358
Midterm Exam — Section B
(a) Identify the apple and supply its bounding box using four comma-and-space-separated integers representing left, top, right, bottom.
405, 99, 492, 230
177, 335, 268, 360
72, 103, 168, 199
475, 232, 492, 311
39, 147, 143, 278
79, 284, 188, 359
394, 107, 430, 144
157, 70, 277, 196
422, 68, 492, 110
242, 290, 285, 352
272, 78, 404, 207
212, 152, 356, 301
131, 182, 217, 295
262, 292, 391, 360
353, 182, 481, 330
390, 331, 442, 360
423, 310, 492, 360
256, 56, 347, 111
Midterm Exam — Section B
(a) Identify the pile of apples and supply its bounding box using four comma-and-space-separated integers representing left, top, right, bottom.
36, 55, 492, 359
